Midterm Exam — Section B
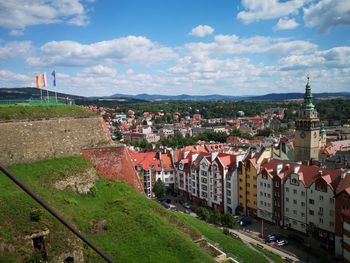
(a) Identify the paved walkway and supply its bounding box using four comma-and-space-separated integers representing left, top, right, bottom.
229, 228, 299, 262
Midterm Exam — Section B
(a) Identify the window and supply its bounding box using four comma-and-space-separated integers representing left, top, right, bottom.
253, 185, 257, 189
301, 212, 305, 218
301, 202, 305, 207
260, 201, 263, 205
309, 210, 314, 215
330, 222, 334, 227
293, 200, 297, 205
286, 187, 289, 192
319, 218, 323, 223
293, 189, 297, 194
330, 198, 335, 204
286, 208, 289, 212
320, 196, 324, 201
293, 210, 297, 215
309, 199, 315, 205
301, 191, 305, 196
275, 181, 279, 187
286, 197, 289, 202
260, 182, 263, 186
260, 192, 263, 196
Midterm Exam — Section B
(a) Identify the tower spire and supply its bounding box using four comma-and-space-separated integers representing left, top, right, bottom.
302, 74, 314, 110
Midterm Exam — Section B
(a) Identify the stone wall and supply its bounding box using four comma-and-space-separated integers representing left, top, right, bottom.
0, 117, 109, 165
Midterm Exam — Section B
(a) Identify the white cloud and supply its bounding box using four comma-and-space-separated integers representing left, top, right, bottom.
303, 0, 350, 32
274, 17, 299, 30
0, 69, 32, 87
279, 46, 350, 70
0, 41, 32, 59
0, 0, 90, 33
184, 35, 316, 59
237, 0, 306, 23
189, 25, 214, 37
82, 65, 117, 76
26, 36, 178, 67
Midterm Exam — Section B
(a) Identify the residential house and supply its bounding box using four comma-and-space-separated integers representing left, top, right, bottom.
238, 147, 272, 217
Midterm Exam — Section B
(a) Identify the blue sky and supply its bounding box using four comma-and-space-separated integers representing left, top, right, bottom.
0, 0, 349, 96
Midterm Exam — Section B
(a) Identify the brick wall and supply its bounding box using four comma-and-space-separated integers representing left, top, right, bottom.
81, 146, 144, 193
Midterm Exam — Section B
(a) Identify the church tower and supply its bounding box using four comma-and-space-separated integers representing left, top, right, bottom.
294, 76, 320, 162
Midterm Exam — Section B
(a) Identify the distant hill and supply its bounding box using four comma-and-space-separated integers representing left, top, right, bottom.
1, 87, 349, 103
111, 92, 350, 101
0, 87, 146, 105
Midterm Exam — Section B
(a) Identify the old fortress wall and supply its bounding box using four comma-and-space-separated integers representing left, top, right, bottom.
0, 116, 109, 165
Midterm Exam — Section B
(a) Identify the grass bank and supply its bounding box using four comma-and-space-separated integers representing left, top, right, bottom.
0, 104, 96, 121
0, 157, 214, 263
175, 213, 268, 263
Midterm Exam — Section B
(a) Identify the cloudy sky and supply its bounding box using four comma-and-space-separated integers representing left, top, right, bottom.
0, 0, 349, 96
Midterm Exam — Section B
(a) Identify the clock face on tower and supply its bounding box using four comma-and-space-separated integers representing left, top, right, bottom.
300, 131, 306, 139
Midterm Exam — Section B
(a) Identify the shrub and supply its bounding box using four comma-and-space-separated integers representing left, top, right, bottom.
29, 208, 42, 222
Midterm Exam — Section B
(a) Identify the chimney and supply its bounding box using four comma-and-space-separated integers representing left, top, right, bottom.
293, 165, 300, 174
276, 163, 283, 174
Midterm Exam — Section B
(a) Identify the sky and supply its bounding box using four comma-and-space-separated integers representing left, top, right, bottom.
0, 0, 349, 97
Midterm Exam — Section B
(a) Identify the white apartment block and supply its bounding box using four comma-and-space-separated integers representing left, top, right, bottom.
257, 172, 274, 223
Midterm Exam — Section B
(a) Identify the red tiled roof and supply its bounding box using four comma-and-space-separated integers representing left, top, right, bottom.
336, 173, 350, 195
260, 158, 341, 189
129, 151, 162, 171
216, 153, 237, 167
161, 153, 174, 172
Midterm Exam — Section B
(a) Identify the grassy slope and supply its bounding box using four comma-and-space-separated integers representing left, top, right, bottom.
0, 104, 96, 121
0, 157, 214, 263
175, 214, 269, 263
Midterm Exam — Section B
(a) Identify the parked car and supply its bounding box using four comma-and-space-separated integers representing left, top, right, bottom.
240, 217, 251, 226
161, 201, 170, 209
265, 234, 277, 243
183, 203, 191, 209
276, 239, 288, 247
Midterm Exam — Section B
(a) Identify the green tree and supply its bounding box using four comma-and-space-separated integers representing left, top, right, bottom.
209, 210, 222, 225
196, 207, 210, 222
256, 128, 272, 137
113, 130, 123, 140
221, 213, 238, 229
229, 129, 241, 136
153, 178, 166, 198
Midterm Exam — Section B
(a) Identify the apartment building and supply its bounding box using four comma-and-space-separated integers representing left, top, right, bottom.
238, 147, 272, 217
335, 172, 350, 259
256, 158, 341, 247
177, 150, 243, 214
130, 150, 176, 197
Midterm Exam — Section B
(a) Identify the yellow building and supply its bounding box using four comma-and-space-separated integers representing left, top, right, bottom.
238, 147, 272, 217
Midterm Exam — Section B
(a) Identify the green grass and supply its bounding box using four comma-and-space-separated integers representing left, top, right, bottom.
175, 213, 268, 263
0, 157, 214, 263
251, 244, 287, 263
0, 104, 96, 121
